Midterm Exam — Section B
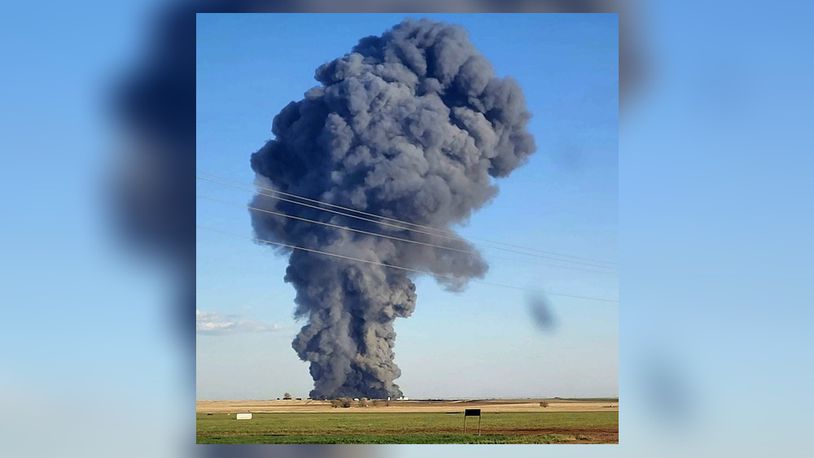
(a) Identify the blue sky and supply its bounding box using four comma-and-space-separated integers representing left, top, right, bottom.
196, 13, 618, 400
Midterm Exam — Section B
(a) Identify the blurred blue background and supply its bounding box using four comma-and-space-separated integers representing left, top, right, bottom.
1, 1, 812, 457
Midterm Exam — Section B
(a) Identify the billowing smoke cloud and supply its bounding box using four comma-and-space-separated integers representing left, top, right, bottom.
250, 19, 535, 399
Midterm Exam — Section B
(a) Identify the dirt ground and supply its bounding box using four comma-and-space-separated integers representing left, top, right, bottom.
196, 398, 619, 414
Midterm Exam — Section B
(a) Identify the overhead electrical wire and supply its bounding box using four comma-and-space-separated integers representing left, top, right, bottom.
197, 173, 616, 270
198, 173, 615, 267
197, 224, 619, 304
199, 194, 615, 274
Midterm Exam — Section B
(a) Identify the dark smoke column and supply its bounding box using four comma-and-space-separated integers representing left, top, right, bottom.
250, 19, 536, 399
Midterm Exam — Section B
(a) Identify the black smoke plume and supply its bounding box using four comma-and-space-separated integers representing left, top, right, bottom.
250, 19, 535, 399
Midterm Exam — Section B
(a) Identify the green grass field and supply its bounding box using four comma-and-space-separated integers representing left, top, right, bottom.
196, 411, 618, 444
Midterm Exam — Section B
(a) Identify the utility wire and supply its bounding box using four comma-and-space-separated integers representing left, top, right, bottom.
198, 172, 614, 266
197, 174, 616, 269
198, 224, 619, 304
199, 195, 615, 274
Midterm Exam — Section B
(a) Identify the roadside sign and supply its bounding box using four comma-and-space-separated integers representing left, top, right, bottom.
463, 408, 482, 435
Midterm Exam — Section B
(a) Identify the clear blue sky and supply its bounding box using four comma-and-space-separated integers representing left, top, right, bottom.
196, 13, 618, 400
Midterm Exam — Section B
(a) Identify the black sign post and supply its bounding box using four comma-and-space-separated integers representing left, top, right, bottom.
463, 408, 482, 435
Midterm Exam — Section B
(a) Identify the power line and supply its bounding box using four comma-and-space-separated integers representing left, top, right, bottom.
201, 195, 472, 253
246, 174, 617, 266
198, 173, 615, 267
197, 224, 619, 304
198, 174, 474, 239
199, 195, 615, 274
197, 174, 616, 269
